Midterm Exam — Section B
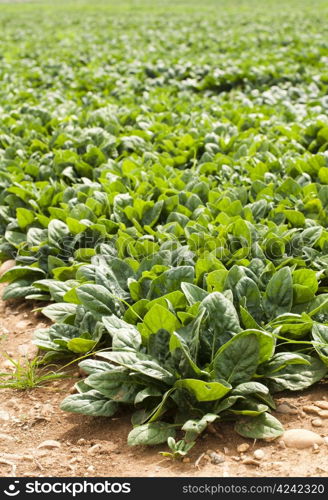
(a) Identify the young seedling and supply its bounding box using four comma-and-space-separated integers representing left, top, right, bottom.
159, 437, 196, 460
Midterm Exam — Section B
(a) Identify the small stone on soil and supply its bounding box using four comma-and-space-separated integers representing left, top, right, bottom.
0, 410, 10, 421
37, 440, 61, 449
276, 402, 298, 414
242, 458, 260, 466
315, 401, 328, 410
237, 443, 250, 453
15, 320, 31, 331
40, 404, 54, 417
206, 450, 225, 465
303, 405, 320, 415
87, 444, 102, 455
312, 418, 323, 427
253, 449, 265, 460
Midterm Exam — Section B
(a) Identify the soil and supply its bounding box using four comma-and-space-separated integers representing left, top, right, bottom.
0, 283, 328, 478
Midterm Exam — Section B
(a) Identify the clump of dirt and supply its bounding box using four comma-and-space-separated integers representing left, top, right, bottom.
1, 283, 328, 478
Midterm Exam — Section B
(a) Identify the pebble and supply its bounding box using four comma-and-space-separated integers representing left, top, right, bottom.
323, 437, 328, 446
0, 410, 10, 421
40, 404, 54, 417
37, 440, 61, 449
282, 429, 323, 449
303, 405, 320, 415
276, 402, 298, 415
7, 398, 19, 409
207, 451, 225, 465
87, 444, 102, 455
253, 449, 265, 460
0, 259, 16, 278
318, 410, 328, 419
315, 401, 328, 410
77, 438, 87, 446
237, 443, 250, 453
15, 320, 31, 331
182, 457, 190, 463
87, 465, 95, 473
312, 418, 323, 428
241, 458, 260, 466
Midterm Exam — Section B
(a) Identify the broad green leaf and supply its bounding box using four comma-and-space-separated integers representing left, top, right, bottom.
263, 353, 327, 392
174, 378, 231, 402
60, 391, 118, 417
211, 332, 259, 385
264, 267, 293, 318
182, 413, 219, 442
66, 338, 97, 353
42, 303, 77, 322
148, 266, 194, 299
87, 371, 138, 403
142, 303, 180, 336
77, 284, 115, 318
99, 351, 175, 384
102, 315, 141, 351
0, 266, 45, 284
16, 207, 34, 229
235, 413, 284, 439
312, 323, 328, 364
181, 282, 208, 305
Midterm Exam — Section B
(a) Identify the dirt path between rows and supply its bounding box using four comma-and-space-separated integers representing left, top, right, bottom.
0, 283, 328, 477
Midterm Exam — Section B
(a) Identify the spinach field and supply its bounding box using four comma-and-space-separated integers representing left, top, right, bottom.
1, 0, 328, 452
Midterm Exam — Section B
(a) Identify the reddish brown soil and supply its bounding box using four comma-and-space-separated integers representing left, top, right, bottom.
0, 283, 328, 478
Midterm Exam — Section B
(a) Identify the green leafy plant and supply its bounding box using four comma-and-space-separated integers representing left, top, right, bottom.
0, 354, 69, 390
159, 437, 196, 460
0, 0, 328, 452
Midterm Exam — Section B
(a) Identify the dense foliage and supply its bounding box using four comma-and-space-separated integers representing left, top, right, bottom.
1, 0, 328, 447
